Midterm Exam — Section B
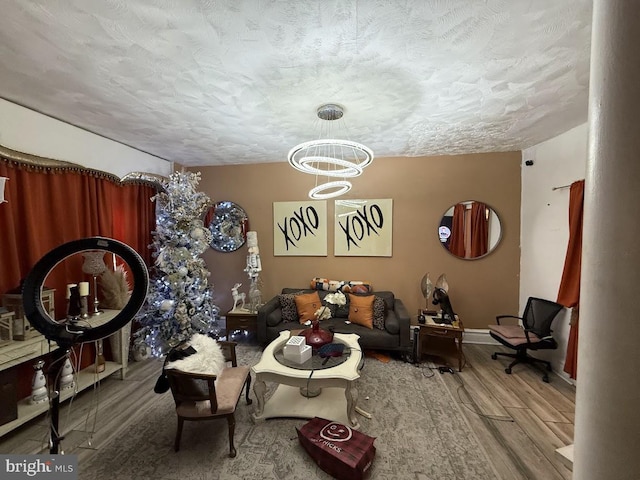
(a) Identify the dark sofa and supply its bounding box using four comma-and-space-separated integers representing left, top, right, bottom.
257, 288, 411, 353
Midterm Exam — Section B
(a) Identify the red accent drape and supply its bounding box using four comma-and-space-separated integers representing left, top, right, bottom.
557, 180, 584, 379
449, 203, 466, 257
470, 202, 489, 257
0, 160, 156, 319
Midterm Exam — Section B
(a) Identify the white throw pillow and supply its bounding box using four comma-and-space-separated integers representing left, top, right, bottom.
165, 333, 225, 377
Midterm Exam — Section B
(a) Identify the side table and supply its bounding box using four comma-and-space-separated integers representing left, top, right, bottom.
225, 310, 258, 339
413, 313, 465, 371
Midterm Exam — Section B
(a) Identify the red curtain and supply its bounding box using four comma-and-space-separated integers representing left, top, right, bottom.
0, 159, 156, 319
469, 202, 489, 257
111, 182, 156, 267
557, 180, 584, 379
449, 203, 466, 257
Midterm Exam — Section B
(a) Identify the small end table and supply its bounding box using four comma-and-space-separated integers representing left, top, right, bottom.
225, 310, 258, 339
413, 312, 465, 371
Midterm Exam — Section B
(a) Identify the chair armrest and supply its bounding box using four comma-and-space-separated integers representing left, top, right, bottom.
394, 299, 411, 350
257, 295, 281, 343
522, 328, 554, 344
495, 315, 522, 325
165, 369, 219, 413
167, 369, 218, 380
217, 341, 238, 367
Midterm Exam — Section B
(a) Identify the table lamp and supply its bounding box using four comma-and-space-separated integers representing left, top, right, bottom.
82, 251, 107, 316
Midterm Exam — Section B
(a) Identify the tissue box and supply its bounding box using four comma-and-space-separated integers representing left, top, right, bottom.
284, 336, 312, 363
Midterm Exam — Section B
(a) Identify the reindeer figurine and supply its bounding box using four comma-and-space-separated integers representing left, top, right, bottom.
231, 283, 247, 312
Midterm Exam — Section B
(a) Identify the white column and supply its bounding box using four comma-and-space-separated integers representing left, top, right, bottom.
574, 1, 640, 479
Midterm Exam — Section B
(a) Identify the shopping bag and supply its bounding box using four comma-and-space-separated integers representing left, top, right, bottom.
296, 417, 376, 480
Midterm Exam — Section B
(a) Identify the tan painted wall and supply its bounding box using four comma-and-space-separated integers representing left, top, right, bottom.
194, 151, 521, 329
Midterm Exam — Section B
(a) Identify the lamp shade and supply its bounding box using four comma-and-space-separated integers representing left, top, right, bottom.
82, 251, 107, 276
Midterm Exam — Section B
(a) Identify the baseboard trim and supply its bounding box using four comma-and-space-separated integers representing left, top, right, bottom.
462, 328, 500, 345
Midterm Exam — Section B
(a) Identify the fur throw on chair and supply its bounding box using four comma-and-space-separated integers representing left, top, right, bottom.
165, 333, 225, 377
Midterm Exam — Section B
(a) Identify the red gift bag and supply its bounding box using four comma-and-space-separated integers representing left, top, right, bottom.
296, 417, 376, 480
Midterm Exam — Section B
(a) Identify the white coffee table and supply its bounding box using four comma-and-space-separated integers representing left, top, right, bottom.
251, 331, 362, 428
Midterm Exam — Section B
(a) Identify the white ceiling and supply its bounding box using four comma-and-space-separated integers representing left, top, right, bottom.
0, 0, 592, 166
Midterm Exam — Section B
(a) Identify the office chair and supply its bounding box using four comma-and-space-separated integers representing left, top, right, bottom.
166, 341, 252, 457
489, 297, 564, 382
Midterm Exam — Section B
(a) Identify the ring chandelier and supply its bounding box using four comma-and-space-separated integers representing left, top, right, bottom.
288, 104, 374, 199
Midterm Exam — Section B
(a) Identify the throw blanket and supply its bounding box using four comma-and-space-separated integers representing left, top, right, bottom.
165, 333, 225, 376
310, 277, 372, 294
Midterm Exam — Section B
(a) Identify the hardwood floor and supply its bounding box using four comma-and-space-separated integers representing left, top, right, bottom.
0, 344, 575, 480
438, 344, 575, 480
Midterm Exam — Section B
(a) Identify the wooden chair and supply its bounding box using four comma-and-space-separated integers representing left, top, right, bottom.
165, 341, 252, 457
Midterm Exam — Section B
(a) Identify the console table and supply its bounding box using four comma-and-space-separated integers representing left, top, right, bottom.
225, 310, 257, 339
0, 309, 129, 437
412, 313, 465, 371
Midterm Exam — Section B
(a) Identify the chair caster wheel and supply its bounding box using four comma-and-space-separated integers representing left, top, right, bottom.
505, 367, 512, 374
491, 353, 497, 360
543, 376, 549, 383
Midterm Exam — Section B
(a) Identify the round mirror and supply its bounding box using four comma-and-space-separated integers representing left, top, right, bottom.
22, 237, 149, 347
204, 201, 249, 252
438, 201, 502, 259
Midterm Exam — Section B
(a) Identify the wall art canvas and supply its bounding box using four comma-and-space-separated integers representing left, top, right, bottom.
273, 201, 327, 256
334, 199, 393, 256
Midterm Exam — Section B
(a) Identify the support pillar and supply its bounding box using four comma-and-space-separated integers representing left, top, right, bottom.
574, 1, 640, 478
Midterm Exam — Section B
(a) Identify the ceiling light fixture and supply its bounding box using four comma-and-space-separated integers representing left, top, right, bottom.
288, 104, 374, 199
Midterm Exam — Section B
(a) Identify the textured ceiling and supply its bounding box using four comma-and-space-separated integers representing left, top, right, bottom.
0, 0, 592, 166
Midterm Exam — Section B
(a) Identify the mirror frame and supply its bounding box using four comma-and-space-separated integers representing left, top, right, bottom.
22, 237, 149, 347
438, 200, 502, 260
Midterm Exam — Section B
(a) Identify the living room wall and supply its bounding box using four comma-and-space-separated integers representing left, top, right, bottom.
521, 122, 587, 379
195, 151, 521, 330
0, 99, 172, 178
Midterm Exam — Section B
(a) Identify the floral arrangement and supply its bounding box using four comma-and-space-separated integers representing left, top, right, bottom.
314, 291, 347, 320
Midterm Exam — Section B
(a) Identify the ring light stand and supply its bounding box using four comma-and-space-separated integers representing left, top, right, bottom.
22, 237, 149, 454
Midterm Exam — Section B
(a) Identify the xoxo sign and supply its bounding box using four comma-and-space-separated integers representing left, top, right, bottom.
273, 201, 328, 256
335, 199, 393, 256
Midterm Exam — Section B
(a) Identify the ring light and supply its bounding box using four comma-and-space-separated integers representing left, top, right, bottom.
22, 237, 149, 347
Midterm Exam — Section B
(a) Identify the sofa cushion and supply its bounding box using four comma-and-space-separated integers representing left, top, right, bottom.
266, 308, 284, 327
372, 296, 386, 330
279, 291, 305, 323
384, 309, 400, 334
348, 294, 374, 329
294, 291, 323, 323
373, 291, 395, 311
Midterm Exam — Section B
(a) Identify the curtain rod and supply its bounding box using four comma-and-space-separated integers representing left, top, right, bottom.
552, 184, 572, 191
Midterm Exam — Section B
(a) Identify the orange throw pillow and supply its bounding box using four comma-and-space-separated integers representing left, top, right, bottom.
294, 291, 322, 324
348, 294, 375, 329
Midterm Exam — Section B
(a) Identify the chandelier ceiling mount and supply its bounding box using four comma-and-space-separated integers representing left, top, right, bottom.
288, 104, 374, 200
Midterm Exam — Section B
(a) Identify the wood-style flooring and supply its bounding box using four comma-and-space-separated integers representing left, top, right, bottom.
0, 344, 575, 480
438, 344, 575, 480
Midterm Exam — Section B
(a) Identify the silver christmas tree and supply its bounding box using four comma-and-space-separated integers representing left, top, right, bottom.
134, 171, 220, 356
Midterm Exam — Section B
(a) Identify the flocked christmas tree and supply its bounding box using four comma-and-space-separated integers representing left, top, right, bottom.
134, 171, 220, 356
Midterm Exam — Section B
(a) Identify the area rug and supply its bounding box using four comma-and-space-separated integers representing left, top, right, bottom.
80, 345, 498, 480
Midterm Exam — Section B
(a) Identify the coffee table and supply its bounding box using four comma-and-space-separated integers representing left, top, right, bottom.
251, 330, 362, 428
